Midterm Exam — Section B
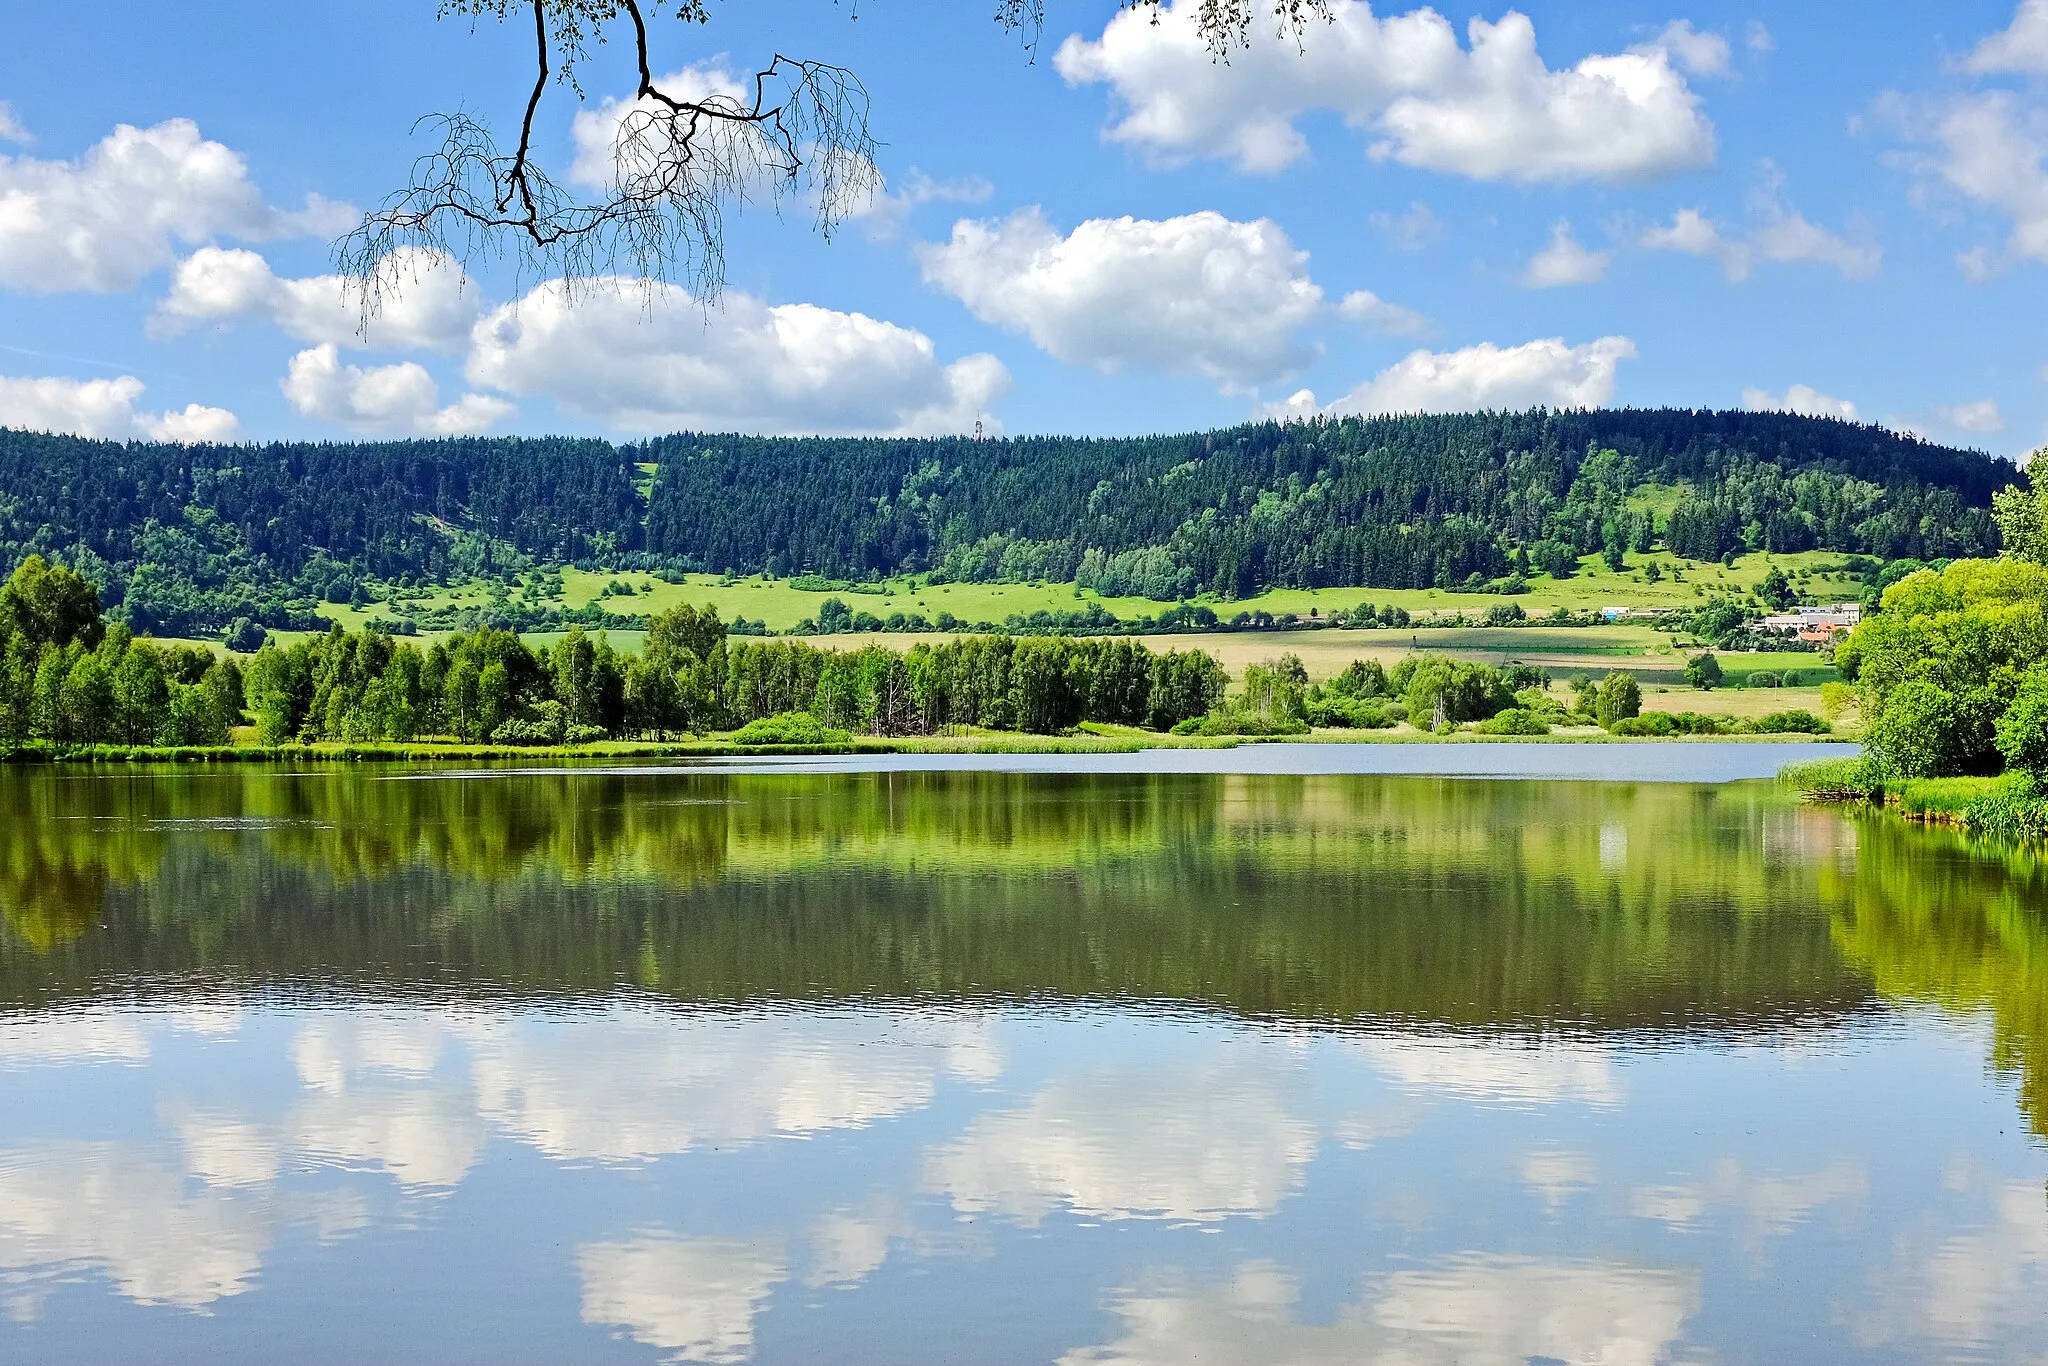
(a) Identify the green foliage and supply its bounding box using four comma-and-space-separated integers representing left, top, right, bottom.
638, 413, 2005, 596
0, 432, 639, 635
1995, 667, 2048, 777
1304, 696, 1395, 729
1325, 658, 1389, 699
224, 617, 267, 653
0, 414, 2014, 630
1596, 671, 1642, 728
1992, 464, 2047, 564
732, 712, 849, 746
210, 609, 1234, 746
1757, 566, 1795, 611
1529, 539, 1579, 579
1398, 654, 1516, 726
1838, 559, 2048, 777
1866, 679, 1975, 777
1144, 649, 1228, 731
1779, 756, 1883, 801
1685, 600, 1749, 645
1475, 708, 1551, 735
1952, 773, 2048, 841
1610, 710, 1798, 736
1875, 773, 2048, 841
1751, 710, 1831, 734
1, 556, 103, 650
1685, 653, 1724, 690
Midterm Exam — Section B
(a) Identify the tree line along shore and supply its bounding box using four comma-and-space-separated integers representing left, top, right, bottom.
0, 554, 1836, 760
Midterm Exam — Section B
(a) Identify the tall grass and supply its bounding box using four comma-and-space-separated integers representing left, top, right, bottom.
1780, 757, 2048, 841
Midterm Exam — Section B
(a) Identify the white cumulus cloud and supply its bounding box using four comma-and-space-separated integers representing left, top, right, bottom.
0, 1141, 272, 1309
925, 1059, 1316, 1224
580, 1234, 786, 1365
1640, 170, 1880, 281
1055, 0, 1715, 182
1887, 92, 2048, 278
1063, 1255, 1700, 1366
153, 245, 479, 352
0, 117, 352, 294
1742, 383, 1859, 421
1522, 220, 1611, 288
1337, 289, 1434, 338
1371, 199, 1445, 249
844, 167, 995, 241
1640, 20, 1733, 78
1940, 397, 2005, 433
1966, 0, 2048, 73
0, 102, 29, 144
282, 344, 512, 436
1274, 335, 1635, 418
465, 1008, 995, 1164
568, 63, 762, 192
466, 279, 1006, 436
918, 207, 1323, 386
0, 372, 240, 442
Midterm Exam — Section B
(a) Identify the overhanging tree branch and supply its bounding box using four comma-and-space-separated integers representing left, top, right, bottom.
340, 0, 1332, 319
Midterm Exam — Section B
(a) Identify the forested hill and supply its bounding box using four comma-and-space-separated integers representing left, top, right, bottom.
0, 410, 2017, 635
640, 410, 2010, 596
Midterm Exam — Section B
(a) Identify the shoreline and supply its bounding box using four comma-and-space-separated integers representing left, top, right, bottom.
0, 730, 1855, 768
0, 736, 1852, 783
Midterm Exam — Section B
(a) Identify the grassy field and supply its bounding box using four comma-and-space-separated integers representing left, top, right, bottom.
170, 550, 1858, 714
308, 549, 1866, 637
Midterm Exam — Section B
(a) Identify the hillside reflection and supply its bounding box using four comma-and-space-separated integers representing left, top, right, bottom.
1, 766, 2045, 1137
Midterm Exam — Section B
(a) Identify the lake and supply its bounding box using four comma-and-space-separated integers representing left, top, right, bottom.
0, 759, 2043, 1364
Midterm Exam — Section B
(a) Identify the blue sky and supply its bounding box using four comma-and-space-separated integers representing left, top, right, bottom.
0, 0, 2043, 455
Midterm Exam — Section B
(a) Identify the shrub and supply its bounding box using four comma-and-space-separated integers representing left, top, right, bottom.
1779, 756, 1882, 801
1747, 670, 1783, 689
1188, 711, 1310, 737
224, 617, 267, 654
1306, 697, 1395, 729
732, 711, 849, 746
1750, 710, 1832, 734
1610, 712, 1678, 737
489, 718, 556, 745
1685, 653, 1723, 690
1475, 708, 1551, 735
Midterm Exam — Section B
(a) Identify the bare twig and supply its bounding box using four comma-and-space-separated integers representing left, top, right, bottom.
340, 0, 1329, 320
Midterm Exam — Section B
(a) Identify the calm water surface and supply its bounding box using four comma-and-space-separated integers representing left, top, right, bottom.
0, 761, 2043, 1364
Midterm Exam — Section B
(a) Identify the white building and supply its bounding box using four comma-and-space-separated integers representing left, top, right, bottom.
1759, 603, 1861, 633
